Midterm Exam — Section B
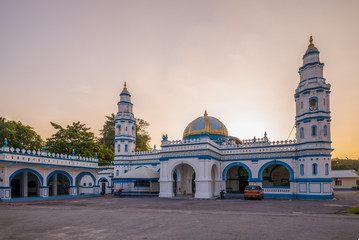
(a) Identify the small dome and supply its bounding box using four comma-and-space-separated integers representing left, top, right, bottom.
183, 111, 229, 140
305, 36, 318, 54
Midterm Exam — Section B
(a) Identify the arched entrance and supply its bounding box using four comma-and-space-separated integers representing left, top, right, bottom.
48, 173, 70, 196
76, 172, 96, 195
225, 165, 249, 193
172, 163, 196, 197
10, 170, 42, 198
99, 179, 108, 194
261, 164, 290, 187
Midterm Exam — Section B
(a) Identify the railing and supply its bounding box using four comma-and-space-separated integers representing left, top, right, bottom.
1, 146, 99, 169
263, 187, 291, 193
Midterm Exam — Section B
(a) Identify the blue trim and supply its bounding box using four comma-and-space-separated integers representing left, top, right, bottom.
299, 61, 323, 71
300, 164, 304, 176
262, 186, 290, 189
222, 162, 252, 181
0, 152, 98, 163
0, 159, 99, 169
295, 178, 332, 182
311, 125, 317, 137
97, 177, 109, 185
309, 97, 318, 112
296, 110, 330, 119
258, 161, 294, 181
312, 163, 318, 175
302, 50, 319, 59
333, 188, 356, 190
296, 116, 330, 123
9, 168, 44, 185
75, 172, 96, 184
263, 193, 294, 198
295, 85, 330, 97
47, 170, 73, 186
296, 194, 333, 200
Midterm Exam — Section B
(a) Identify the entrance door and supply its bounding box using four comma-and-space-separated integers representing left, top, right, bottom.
101, 182, 106, 194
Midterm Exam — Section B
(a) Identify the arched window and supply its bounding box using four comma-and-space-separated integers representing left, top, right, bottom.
312, 163, 318, 175
312, 126, 317, 137
117, 144, 121, 152
116, 170, 119, 176
300, 164, 304, 176
125, 144, 128, 152
124, 170, 128, 173
310, 98, 317, 111
132, 126, 135, 135
118, 125, 121, 134
324, 125, 328, 137
323, 98, 326, 106
300, 127, 304, 139
325, 163, 329, 176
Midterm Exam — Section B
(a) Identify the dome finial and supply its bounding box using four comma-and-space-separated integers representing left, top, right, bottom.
309, 35, 313, 45
204, 110, 208, 116
124, 82, 127, 90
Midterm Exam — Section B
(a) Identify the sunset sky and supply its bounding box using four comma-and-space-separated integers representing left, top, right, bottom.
1, 1, 358, 159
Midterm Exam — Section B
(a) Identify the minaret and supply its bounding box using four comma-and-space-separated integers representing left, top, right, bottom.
295, 36, 331, 146
114, 82, 136, 159
294, 37, 333, 199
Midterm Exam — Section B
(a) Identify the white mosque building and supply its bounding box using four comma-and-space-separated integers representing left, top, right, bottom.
0, 37, 333, 201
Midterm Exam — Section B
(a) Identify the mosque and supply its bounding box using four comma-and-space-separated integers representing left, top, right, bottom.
0, 37, 333, 201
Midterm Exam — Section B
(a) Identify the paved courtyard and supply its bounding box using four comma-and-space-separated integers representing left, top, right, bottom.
0, 191, 358, 240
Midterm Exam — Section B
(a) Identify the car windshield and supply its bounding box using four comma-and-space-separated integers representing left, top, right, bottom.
245, 186, 259, 190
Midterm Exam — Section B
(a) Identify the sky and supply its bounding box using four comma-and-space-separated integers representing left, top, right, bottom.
0, 0, 359, 159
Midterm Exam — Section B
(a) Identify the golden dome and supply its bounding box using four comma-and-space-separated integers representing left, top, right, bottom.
183, 111, 229, 140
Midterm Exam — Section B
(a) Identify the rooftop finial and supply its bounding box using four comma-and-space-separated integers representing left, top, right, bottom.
124, 82, 127, 90
4, 138, 8, 147
204, 110, 208, 116
309, 35, 313, 45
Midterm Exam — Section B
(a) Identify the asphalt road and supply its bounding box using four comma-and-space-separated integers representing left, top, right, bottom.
0, 191, 358, 240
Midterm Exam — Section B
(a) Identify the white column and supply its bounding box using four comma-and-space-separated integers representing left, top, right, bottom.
53, 173, 58, 196
23, 172, 28, 197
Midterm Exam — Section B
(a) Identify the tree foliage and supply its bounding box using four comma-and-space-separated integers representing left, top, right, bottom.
0, 117, 43, 150
331, 158, 359, 171
46, 121, 112, 165
99, 114, 115, 151
135, 118, 152, 151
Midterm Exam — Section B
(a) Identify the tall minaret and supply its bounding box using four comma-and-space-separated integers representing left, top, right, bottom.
294, 37, 333, 199
295, 36, 331, 147
114, 83, 136, 159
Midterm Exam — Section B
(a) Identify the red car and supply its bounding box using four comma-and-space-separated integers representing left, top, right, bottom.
244, 185, 264, 200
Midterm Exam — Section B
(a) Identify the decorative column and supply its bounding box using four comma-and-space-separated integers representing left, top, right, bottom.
53, 173, 58, 196
23, 172, 28, 197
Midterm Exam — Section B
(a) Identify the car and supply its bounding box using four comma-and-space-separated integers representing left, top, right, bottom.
244, 185, 264, 200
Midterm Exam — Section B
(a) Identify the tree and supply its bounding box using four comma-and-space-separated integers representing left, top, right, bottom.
99, 114, 152, 152
0, 117, 43, 150
46, 121, 112, 165
135, 118, 152, 151
99, 114, 115, 151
